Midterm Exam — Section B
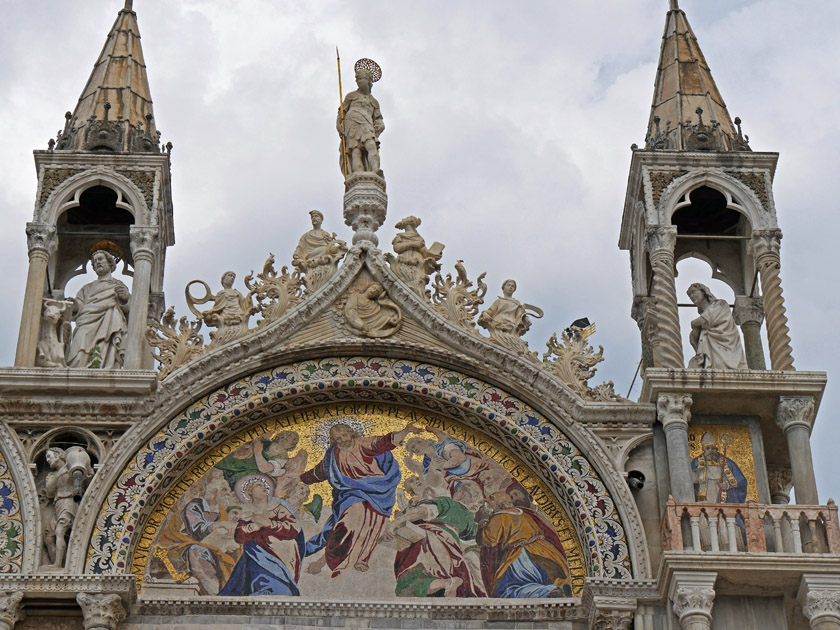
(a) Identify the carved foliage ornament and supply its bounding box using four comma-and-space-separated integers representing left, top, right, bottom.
244, 253, 304, 325
801, 590, 840, 623
25, 223, 57, 257
749, 229, 782, 261
38, 169, 84, 207
657, 393, 692, 429
645, 225, 677, 256
542, 329, 622, 402
671, 585, 715, 621
776, 396, 815, 433
592, 609, 634, 630
430, 260, 487, 332
146, 307, 204, 380
649, 170, 688, 207
0, 591, 24, 630
76, 593, 127, 630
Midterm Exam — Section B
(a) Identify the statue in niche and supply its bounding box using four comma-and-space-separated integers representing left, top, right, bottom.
337, 59, 384, 176
686, 283, 748, 370
478, 279, 543, 358
389, 216, 444, 297
42, 446, 93, 569
36, 298, 72, 368
65, 242, 130, 369
343, 282, 402, 338
186, 271, 258, 349
291, 210, 347, 292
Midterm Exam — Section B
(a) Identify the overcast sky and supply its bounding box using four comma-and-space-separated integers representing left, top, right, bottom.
1, 1, 838, 499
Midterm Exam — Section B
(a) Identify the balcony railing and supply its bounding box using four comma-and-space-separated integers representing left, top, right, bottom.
661, 497, 840, 554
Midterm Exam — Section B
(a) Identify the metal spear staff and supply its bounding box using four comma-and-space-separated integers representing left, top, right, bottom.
337, 47, 348, 177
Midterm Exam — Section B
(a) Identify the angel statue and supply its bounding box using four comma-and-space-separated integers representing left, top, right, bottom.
186, 271, 258, 349
478, 279, 543, 359
338, 58, 384, 177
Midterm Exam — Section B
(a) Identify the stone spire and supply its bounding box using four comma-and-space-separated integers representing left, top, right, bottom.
53, 1, 160, 152
645, 2, 750, 152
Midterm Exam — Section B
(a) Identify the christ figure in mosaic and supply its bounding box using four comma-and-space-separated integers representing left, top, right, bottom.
300, 421, 421, 577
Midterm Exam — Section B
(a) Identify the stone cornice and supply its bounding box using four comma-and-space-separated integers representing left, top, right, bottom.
0, 368, 157, 397
0, 575, 134, 603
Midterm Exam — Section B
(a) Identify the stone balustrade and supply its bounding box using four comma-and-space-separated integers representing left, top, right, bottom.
661, 497, 840, 554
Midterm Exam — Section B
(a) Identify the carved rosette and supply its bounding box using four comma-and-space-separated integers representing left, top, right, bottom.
25, 223, 57, 261
129, 226, 160, 264
76, 593, 127, 630
343, 172, 387, 246
657, 393, 692, 431
645, 226, 683, 369
776, 396, 815, 435
671, 585, 715, 626
0, 591, 24, 630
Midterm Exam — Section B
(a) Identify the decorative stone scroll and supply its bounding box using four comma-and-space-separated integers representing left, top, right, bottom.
542, 328, 622, 402
244, 253, 303, 325
146, 307, 204, 380
430, 261, 487, 332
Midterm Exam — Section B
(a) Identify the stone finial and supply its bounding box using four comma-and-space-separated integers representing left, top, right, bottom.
657, 393, 692, 429
776, 396, 815, 434
76, 593, 126, 630
0, 592, 25, 630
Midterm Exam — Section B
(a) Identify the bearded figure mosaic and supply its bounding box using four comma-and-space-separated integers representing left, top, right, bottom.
142, 406, 583, 599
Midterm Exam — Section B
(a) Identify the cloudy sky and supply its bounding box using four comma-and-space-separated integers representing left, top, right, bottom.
1, 1, 838, 498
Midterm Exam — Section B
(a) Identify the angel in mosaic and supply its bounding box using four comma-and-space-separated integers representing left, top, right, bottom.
404, 427, 493, 497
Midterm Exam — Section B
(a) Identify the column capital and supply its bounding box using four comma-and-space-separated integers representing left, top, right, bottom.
669, 571, 717, 627
129, 225, 160, 262
750, 228, 783, 261
25, 222, 57, 260
798, 574, 840, 627
657, 393, 692, 430
592, 609, 634, 630
767, 466, 793, 504
776, 396, 815, 434
645, 225, 678, 255
0, 591, 24, 630
733, 296, 765, 327
76, 593, 127, 630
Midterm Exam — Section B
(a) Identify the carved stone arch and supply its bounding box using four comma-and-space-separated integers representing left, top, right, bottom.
28, 426, 105, 464
0, 421, 41, 572
675, 249, 740, 296
69, 356, 650, 586
656, 169, 766, 231
40, 168, 149, 227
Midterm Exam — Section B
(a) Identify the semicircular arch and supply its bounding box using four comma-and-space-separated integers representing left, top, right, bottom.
76, 357, 647, 591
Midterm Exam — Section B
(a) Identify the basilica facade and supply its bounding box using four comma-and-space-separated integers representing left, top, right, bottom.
0, 1, 835, 629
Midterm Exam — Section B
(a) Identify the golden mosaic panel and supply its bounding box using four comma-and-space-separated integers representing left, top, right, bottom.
688, 423, 758, 503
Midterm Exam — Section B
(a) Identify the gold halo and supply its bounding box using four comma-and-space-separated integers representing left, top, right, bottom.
354, 58, 382, 83
88, 240, 123, 263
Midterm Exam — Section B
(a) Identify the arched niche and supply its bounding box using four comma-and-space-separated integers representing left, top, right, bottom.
78, 357, 641, 596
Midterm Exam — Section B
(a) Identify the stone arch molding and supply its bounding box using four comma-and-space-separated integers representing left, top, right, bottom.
38, 167, 150, 226
0, 421, 41, 573
79, 357, 641, 588
655, 168, 772, 230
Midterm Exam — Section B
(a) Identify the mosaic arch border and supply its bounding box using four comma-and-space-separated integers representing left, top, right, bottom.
85, 357, 633, 580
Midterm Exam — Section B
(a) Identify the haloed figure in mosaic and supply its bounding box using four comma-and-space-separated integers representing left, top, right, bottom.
691, 432, 748, 503
300, 421, 422, 577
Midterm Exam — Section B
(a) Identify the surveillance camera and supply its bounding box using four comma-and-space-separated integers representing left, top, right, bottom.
627, 470, 645, 491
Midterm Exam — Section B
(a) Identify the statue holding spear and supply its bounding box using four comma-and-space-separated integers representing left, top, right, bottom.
336, 55, 384, 178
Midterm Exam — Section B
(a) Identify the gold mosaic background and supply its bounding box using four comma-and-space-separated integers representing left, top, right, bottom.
688, 423, 758, 502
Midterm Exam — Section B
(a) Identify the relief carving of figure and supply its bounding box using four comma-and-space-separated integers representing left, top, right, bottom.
186, 271, 258, 349
338, 61, 384, 176
66, 243, 130, 369
389, 216, 444, 297
686, 283, 748, 370
292, 210, 347, 292
42, 446, 93, 569
478, 279, 543, 358
36, 298, 72, 368
343, 282, 402, 338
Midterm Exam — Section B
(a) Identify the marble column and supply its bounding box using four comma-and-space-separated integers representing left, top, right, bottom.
750, 229, 794, 370
658, 393, 694, 503
798, 574, 840, 630
776, 396, 819, 505
124, 226, 159, 369
76, 593, 127, 630
669, 571, 717, 630
733, 296, 766, 370
14, 222, 57, 367
646, 226, 684, 369
631, 296, 657, 371
0, 592, 24, 630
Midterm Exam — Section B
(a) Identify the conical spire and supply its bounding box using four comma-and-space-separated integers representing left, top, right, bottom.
53, 1, 160, 152
645, 2, 750, 152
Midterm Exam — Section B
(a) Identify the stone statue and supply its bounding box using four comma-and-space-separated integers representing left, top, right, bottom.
292, 210, 347, 292
186, 271, 258, 350
478, 279, 543, 358
343, 282, 402, 337
66, 244, 130, 369
36, 298, 72, 368
42, 446, 93, 569
686, 283, 748, 370
337, 61, 384, 176
389, 216, 444, 296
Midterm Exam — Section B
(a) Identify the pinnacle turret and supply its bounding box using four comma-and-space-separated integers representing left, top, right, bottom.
52, 1, 160, 152
645, 2, 750, 152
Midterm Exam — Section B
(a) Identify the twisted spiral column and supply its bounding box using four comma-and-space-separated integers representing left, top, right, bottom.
646, 226, 684, 369
751, 230, 794, 371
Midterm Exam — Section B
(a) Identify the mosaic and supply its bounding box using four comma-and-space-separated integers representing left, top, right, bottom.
0, 454, 23, 573
688, 423, 757, 504
136, 405, 585, 598
86, 357, 631, 585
